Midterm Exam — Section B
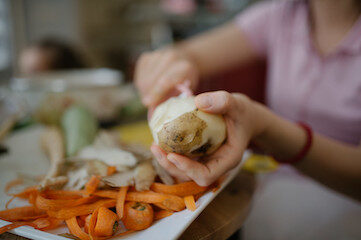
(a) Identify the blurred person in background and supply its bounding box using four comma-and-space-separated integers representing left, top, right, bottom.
135, 0, 361, 239
18, 38, 86, 75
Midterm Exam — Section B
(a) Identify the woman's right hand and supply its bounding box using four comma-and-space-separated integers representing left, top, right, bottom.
134, 48, 199, 107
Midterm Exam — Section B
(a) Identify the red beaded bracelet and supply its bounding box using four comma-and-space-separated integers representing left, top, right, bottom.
276, 122, 313, 164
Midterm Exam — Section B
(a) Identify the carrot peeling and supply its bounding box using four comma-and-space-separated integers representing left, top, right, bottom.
126, 191, 185, 211
85, 176, 101, 195
5, 196, 16, 209
122, 202, 153, 231
150, 181, 207, 197
35, 193, 98, 211
32, 217, 63, 230
65, 217, 90, 240
93, 190, 118, 199
116, 187, 128, 219
106, 166, 117, 176
154, 210, 173, 220
94, 207, 118, 237
47, 199, 116, 220
184, 195, 196, 211
0, 206, 47, 221
12, 187, 38, 199
88, 207, 99, 239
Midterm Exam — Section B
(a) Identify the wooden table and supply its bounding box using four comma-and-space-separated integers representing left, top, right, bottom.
0, 172, 255, 240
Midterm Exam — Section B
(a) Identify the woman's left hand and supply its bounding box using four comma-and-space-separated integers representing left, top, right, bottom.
150, 91, 266, 186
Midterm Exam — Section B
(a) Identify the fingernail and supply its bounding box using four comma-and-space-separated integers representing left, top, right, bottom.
196, 95, 212, 109
167, 154, 179, 167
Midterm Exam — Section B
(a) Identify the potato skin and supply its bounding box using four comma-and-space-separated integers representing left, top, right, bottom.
157, 111, 206, 157
150, 96, 226, 157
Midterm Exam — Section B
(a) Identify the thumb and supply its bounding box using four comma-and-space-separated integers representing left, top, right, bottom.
195, 91, 234, 115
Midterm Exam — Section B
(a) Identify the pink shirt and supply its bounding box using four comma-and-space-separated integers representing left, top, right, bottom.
236, 0, 361, 145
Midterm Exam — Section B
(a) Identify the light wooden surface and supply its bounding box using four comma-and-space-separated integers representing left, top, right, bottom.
0, 172, 255, 240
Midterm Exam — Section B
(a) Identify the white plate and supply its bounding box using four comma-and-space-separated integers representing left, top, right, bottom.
0, 126, 247, 240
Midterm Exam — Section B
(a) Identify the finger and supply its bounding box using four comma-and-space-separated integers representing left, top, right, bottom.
145, 50, 177, 92
167, 153, 215, 186
167, 124, 249, 187
194, 91, 242, 117
151, 145, 190, 181
136, 52, 164, 100
147, 60, 196, 106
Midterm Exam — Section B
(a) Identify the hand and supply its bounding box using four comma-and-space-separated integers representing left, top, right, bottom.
134, 48, 199, 107
151, 91, 266, 186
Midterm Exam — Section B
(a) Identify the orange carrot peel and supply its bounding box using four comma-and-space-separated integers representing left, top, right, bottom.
106, 166, 117, 176
154, 210, 173, 220
150, 181, 207, 197
85, 176, 101, 195
184, 195, 197, 211
93, 207, 118, 237
116, 186, 128, 219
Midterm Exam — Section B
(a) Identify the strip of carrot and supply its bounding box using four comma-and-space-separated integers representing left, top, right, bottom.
92, 190, 118, 199
152, 203, 168, 210
48, 199, 116, 220
35, 193, 98, 211
126, 191, 185, 211
12, 187, 38, 199
125, 191, 168, 203
116, 186, 128, 219
65, 217, 90, 240
84, 214, 91, 234
42, 190, 85, 200
28, 191, 38, 205
85, 176, 101, 195
94, 207, 118, 237
184, 195, 196, 211
5, 178, 23, 194
32, 217, 51, 229
106, 166, 117, 176
150, 182, 207, 197
0, 222, 34, 235
5, 196, 16, 209
88, 207, 99, 240
0, 206, 46, 221
154, 210, 174, 220
91, 209, 133, 240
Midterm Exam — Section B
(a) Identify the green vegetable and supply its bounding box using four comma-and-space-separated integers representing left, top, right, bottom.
61, 105, 97, 156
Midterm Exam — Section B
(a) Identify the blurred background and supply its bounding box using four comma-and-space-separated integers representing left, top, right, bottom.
0, 0, 263, 80
0, 0, 265, 128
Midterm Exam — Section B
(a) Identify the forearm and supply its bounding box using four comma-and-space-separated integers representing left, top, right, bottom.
253, 102, 361, 201
175, 22, 260, 78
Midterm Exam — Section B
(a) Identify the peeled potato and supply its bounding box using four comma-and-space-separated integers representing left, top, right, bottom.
149, 96, 226, 157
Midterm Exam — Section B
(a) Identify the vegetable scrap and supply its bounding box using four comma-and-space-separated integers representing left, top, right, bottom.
0, 105, 220, 238
0, 180, 211, 238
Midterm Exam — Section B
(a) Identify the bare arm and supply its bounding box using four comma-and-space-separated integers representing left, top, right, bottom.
177, 22, 260, 77
253, 104, 361, 201
152, 92, 361, 202
135, 23, 260, 106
